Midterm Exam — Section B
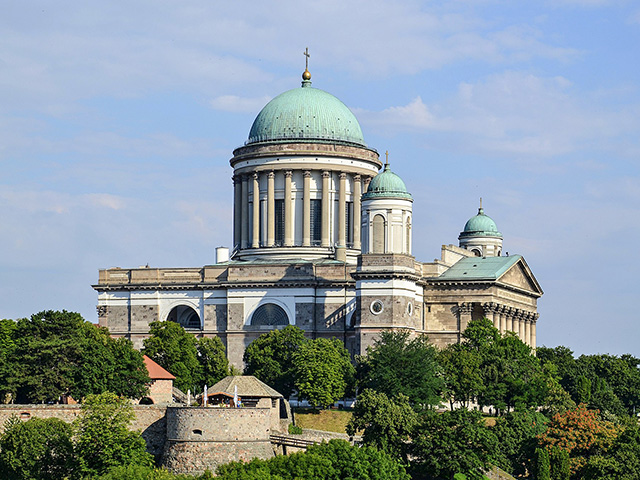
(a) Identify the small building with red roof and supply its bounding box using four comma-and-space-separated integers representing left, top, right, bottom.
141, 355, 175, 405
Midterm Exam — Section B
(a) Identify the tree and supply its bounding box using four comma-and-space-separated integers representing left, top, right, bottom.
439, 342, 483, 409
143, 321, 202, 393
534, 447, 551, 480
0, 319, 17, 402
411, 409, 500, 480
492, 410, 548, 477
243, 325, 307, 398
346, 389, 418, 463
293, 337, 355, 408
216, 439, 410, 480
0, 416, 75, 480
356, 330, 443, 407
3, 311, 149, 403
196, 336, 230, 388
537, 404, 620, 477
74, 392, 153, 477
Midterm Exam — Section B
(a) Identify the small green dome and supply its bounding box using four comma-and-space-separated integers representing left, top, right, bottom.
246, 79, 366, 147
460, 208, 502, 238
362, 164, 412, 200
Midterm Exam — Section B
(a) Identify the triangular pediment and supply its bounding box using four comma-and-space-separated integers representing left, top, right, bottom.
497, 258, 543, 296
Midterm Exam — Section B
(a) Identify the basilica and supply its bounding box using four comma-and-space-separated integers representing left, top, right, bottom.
94, 65, 543, 367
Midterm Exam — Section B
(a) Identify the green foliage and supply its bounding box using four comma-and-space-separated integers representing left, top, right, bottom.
439, 342, 483, 409
197, 336, 230, 388
356, 330, 443, 407
461, 319, 549, 412
550, 447, 570, 480
534, 447, 551, 480
293, 337, 355, 408
582, 423, 640, 480
143, 321, 202, 393
0, 416, 75, 480
243, 325, 307, 398
288, 423, 303, 435
538, 347, 640, 417
346, 389, 418, 462
411, 409, 499, 480
1, 310, 149, 403
492, 410, 549, 477
93, 464, 197, 479
75, 392, 153, 477
216, 439, 410, 480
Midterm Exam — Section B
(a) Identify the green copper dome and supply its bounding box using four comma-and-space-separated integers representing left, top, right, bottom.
362, 164, 412, 200
246, 78, 366, 147
460, 208, 502, 238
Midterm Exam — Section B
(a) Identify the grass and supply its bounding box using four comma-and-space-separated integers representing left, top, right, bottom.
293, 408, 354, 434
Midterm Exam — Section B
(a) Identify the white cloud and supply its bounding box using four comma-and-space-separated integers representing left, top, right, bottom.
359, 71, 638, 160
211, 95, 272, 113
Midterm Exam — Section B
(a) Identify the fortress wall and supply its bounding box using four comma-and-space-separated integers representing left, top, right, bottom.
162, 406, 274, 474
0, 405, 168, 458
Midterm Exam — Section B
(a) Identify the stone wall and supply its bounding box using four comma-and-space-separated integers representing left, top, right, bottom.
162, 406, 274, 474
0, 405, 168, 459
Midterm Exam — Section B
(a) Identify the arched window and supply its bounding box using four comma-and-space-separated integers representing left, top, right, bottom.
471, 248, 482, 257
372, 214, 385, 253
167, 305, 201, 329
251, 303, 289, 326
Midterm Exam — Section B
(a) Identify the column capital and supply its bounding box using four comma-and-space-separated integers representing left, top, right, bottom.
267, 170, 275, 179
354, 174, 361, 181
303, 170, 311, 178
252, 172, 258, 180
458, 302, 473, 315
482, 302, 498, 314
322, 170, 331, 178
284, 170, 293, 178
339, 172, 347, 180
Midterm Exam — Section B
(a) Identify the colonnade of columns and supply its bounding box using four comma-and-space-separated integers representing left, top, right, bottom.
232, 170, 371, 253
457, 302, 538, 348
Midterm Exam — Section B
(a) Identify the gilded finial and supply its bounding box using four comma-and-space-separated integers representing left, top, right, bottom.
302, 47, 311, 81
479, 197, 484, 215
384, 150, 390, 170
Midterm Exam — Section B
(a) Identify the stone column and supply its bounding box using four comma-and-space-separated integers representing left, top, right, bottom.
524, 313, 532, 347
321, 171, 331, 247
532, 313, 539, 351
497, 305, 506, 334
483, 302, 499, 329
252, 173, 260, 248
504, 307, 514, 333
284, 170, 293, 247
303, 171, 311, 246
336, 173, 347, 261
267, 171, 275, 247
363, 176, 372, 194
233, 175, 241, 249
458, 302, 473, 336
241, 175, 249, 248
353, 174, 362, 251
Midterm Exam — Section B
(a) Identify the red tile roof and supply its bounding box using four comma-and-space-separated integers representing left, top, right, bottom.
143, 355, 176, 380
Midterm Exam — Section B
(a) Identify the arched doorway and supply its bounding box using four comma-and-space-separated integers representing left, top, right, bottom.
167, 305, 201, 329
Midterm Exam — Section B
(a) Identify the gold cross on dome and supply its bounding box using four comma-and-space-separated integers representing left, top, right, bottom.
303, 47, 310, 70
385, 150, 389, 165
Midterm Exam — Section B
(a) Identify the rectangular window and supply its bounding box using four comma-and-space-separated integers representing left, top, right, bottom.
275, 199, 284, 246
310, 199, 322, 245
346, 201, 353, 247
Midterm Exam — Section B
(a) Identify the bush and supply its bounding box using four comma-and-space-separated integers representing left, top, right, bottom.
288, 423, 303, 435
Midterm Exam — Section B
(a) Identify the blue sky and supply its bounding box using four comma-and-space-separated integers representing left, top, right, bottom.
1, 1, 639, 356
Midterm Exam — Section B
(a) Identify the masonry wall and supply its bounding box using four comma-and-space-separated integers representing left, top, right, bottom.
0, 405, 168, 458
162, 406, 274, 474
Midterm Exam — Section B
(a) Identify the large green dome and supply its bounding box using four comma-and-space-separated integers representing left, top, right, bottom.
246, 79, 366, 147
460, 208, 502, 238
362, 164, 412, 200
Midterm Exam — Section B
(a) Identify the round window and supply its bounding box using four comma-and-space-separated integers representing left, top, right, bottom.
370, 300, 384, 315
